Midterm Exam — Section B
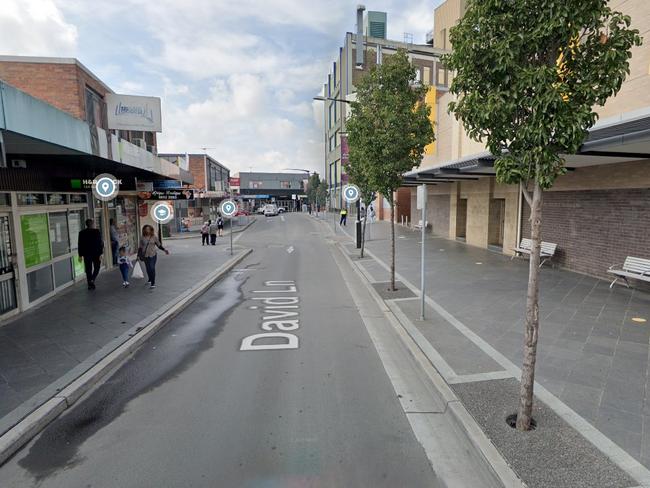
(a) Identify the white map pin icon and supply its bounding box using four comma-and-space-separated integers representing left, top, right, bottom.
101, 181, 110, 193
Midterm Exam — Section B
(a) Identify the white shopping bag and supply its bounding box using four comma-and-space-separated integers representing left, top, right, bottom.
131, 260, 145, 279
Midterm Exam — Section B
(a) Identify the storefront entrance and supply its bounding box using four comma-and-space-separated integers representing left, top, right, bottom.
0, 213, 18, 319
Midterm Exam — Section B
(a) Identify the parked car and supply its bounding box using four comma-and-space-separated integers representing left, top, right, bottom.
278, 207, 287, 213
236, 208, 250, 216
264, 204, 279, 217
256, 206, 266, 214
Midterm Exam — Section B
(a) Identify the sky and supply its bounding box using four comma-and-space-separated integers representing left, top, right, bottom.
0, 0, 442, 176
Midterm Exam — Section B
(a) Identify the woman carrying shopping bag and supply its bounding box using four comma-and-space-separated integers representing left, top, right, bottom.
137, 224, 169, 289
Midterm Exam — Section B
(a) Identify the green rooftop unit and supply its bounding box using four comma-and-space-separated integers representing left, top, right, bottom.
364, 11, 387, 39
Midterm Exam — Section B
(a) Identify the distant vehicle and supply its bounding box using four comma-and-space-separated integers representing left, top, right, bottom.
256, 206, 266, 214
264, 204, 279, 217
278, 207, 287, 213
236, 208, 250, 216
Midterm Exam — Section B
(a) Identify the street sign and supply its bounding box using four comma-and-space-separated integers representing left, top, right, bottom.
343, 184, 360, 203
151, 202, 174, 224
417, 184, 426, 210
220, 199, 237, 218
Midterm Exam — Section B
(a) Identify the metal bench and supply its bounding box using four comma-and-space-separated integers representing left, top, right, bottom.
608, 256, 650, 288
512, 238, 558, 267
413, 220, 428, 230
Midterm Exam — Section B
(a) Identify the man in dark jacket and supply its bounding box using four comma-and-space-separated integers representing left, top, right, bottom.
78, 219, 104, 290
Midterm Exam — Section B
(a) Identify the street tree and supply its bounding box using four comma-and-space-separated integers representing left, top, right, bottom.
347, 49, 435, 289
444, 0, 641, 431
306, 173, 324, 211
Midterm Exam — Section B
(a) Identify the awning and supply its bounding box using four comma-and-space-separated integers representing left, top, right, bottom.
406, 109, 650, 182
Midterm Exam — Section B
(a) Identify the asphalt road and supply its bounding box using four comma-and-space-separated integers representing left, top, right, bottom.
0, 213, 441, 488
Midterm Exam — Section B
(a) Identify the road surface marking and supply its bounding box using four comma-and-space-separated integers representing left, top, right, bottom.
241, 280, 300, 351
287, 246, 294, 253
281, 215, 285, 222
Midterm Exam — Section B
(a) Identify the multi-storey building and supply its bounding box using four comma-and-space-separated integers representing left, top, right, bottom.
321, 8, 447, 219
0, 56, 191, 317
236, 172, 306, 210
405, 0, 650, 280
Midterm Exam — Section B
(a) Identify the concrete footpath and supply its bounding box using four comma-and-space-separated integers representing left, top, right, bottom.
0, 234, 247, 440
330, 217, 650, 488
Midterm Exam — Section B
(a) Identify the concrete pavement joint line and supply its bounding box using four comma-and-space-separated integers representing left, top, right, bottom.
386, 300, 458, 382
340, 227, 650, 486
329, 239, 521, 488
0, 248, 253, 467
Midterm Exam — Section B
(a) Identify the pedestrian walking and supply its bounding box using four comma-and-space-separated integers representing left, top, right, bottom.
138, 224, 169, 290
209, 219, 218, 245
78, 218, 104, 290
368, 205, 376, 223
201, 221, 210, 246
217, 214, 224, 237
117, 246, 132, 287
109, 218, 119, 266
340, 207, 348, 226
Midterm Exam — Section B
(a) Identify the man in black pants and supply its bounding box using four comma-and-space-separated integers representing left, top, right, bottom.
78, 219, 104, 290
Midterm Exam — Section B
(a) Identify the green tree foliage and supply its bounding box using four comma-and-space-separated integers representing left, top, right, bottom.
347, 49, 435, 288
444, 0, 641, 430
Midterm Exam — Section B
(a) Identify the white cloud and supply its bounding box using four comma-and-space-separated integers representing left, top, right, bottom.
0, 0, 77, 56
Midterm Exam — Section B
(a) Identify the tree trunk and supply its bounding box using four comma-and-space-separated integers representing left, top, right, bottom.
390, 200, 396, 291
516, 181, 543, 431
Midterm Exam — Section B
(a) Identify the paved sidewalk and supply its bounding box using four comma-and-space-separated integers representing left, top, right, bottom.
332, 218, 650, 472
0, 235, 235, 433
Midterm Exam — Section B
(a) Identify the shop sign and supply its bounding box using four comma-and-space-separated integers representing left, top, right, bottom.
340, 134, 349, 167
21, 214, 51, 268
153, 179, 182, 189
106, 94, 162, 132
138, 201, 148, 217
138, 189, 194, 200
229, 177, 240, 187
136, 180, 154, 192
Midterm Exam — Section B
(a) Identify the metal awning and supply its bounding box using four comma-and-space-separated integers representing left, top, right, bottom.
406, 110, 650, 181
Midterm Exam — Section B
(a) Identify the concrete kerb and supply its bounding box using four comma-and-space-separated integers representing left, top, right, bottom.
325, 226, 523, 486
0, 248, 252, 467
326, 218, 650, 488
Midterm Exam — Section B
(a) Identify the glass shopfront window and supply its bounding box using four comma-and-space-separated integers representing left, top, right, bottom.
27, 266, 53, 302
110, 196, 138, 254
18, 193, 46, 206
48, 212, 70, 258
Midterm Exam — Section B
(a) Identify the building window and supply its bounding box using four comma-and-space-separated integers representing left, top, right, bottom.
423, 66, 431, 86
249, 181, 263, 189
329, 135, 336, 152
280, 181, 291, 189
18, 193, 46, 206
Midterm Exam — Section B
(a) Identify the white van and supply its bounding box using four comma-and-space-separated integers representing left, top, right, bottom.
263, 204, 279, 217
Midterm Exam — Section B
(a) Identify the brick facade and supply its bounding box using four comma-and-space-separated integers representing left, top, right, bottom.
188, 155, 206, 190
521, 188, 650, 279
0, 61, 108, 121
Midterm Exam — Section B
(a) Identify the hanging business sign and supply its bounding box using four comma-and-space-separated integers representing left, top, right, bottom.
138, 189, 194, 200
153, 179, 182, 189
106, 94, 162, 132
340, 134, 349, 167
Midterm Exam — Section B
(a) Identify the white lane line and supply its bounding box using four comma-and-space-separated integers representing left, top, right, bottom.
281, 215, 285, 222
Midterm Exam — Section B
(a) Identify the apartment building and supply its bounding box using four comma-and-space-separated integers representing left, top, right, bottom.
405, 0, 650, 280
321, 8, 447, 218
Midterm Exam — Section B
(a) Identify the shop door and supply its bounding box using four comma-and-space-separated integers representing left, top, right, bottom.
0, 214, 18, 317
488, 198, 506, 248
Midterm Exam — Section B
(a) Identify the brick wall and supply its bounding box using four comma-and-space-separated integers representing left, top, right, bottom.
521, 188, 650, 279
188, 155, 206, 190
0, 62, 83, 118
0, 61, 111, 123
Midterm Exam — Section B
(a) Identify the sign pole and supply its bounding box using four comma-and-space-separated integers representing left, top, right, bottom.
419, 184, 426, 321
230, 217, 233, 256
